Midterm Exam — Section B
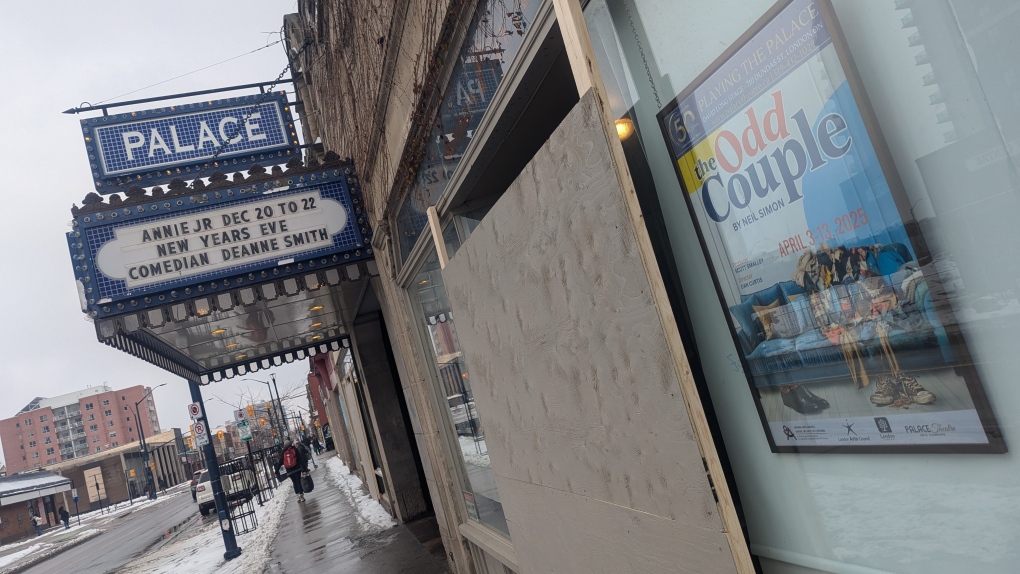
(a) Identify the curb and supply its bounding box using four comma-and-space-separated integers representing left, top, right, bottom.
0, 530, 104, 574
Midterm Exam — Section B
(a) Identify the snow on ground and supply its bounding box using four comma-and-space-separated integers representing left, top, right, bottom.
103, 460, 398, 574
0, 487, 185, 561
0, 544, 41, 569
458, 436, 490, 468
118, 484, 291, 574
324, 457, 396, 529
0, 529, 101, 574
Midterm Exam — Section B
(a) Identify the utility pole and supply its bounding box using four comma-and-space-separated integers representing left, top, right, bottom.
133, 383, 166, 500
271, 374, 288, 439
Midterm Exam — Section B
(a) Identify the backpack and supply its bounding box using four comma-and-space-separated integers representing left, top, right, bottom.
283, 446, 299, 469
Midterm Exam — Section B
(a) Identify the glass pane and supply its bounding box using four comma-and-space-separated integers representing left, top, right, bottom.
395, 0, 544, 265
396, 194, 430, 263
586, 0, 1020, 572
443, 219, 462, 260
457, 205, 493, 244
412, 251, 509, 537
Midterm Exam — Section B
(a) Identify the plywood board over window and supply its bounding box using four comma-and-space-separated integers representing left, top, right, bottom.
84, 467, 106, 503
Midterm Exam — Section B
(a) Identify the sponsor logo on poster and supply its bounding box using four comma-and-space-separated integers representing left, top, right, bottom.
903, 422, 957, 437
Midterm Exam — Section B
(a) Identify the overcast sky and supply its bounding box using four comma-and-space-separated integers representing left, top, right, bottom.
0, 1, 315, 464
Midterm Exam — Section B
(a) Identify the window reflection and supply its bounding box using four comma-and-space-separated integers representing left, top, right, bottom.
396, 0, 542, 264
413, 252, 509, 537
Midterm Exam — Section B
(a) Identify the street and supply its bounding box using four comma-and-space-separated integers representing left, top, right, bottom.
21, 492, 196, 574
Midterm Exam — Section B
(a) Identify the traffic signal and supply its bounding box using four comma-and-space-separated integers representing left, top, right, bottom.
217, 429, 224, 440
246, 404, 255, 417
265, 402, 272, 410
313, 420, 319, 427
259, 417, 267, 427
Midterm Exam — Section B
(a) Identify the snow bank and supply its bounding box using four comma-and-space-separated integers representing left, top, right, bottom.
458, 436, 491, 468
324, 457, 396, 529
0, 545, 41, 570
118, 487, 291, 574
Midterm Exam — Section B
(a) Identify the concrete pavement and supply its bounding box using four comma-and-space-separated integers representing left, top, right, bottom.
19, 490, 196, 574
265, 461, 448, 574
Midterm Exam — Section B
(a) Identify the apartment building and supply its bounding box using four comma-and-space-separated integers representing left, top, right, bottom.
0, 385, 160, 474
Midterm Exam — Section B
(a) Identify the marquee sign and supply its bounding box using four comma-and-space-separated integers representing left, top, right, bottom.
80, 92, 299, 192
69, 159, 371, 319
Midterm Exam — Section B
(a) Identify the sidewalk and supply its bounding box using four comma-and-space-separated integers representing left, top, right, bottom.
265, 456, 448, 574
114, 454, 448, 573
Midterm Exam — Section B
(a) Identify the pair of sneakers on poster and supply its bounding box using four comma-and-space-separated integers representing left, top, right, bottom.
780, 384, 830, 414
870, 374, 936, 406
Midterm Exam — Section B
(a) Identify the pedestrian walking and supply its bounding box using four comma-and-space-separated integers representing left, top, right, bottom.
276, 439, 309, 502
58, 506, 70, 529
312, 436, 323, 454
31, 514, 42, 536
301, 435, 318, 469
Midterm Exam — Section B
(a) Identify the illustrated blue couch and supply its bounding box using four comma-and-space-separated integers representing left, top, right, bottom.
730, 244, 954, 388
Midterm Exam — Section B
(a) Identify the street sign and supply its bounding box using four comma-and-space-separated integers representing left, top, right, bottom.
238, 420, 252, 442
194, 420, 209, 447
71, 488, 77, 499
234, 409, 247, 422
188, 403, 202, 420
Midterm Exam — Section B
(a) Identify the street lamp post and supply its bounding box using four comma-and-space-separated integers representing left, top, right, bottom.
133, 383, 166, 500
242, 374, 289, 441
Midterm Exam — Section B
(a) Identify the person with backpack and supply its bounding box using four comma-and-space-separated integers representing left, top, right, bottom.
58, 506, 70, 529
276, 439, 308, 502
31, 514, 43, 536
300, 435, 318, 469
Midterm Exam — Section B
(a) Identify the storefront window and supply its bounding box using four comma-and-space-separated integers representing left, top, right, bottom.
411, 250, 509, 537
395, 0, 542, 264
587, 0, 1019, 572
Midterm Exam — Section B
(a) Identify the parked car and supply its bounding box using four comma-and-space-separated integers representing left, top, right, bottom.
189, 470, 202, 501
195, 468, 258, 516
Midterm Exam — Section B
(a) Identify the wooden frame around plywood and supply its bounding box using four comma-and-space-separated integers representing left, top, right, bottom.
549, 0, 756, 571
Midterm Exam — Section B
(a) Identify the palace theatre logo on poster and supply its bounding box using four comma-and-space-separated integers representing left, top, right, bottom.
693, 89, 854, 235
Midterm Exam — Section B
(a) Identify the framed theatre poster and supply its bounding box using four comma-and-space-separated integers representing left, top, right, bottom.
656, 0, 1004, 453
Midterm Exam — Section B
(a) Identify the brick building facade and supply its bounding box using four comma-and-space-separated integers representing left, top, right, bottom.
0, 385, 161, 474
